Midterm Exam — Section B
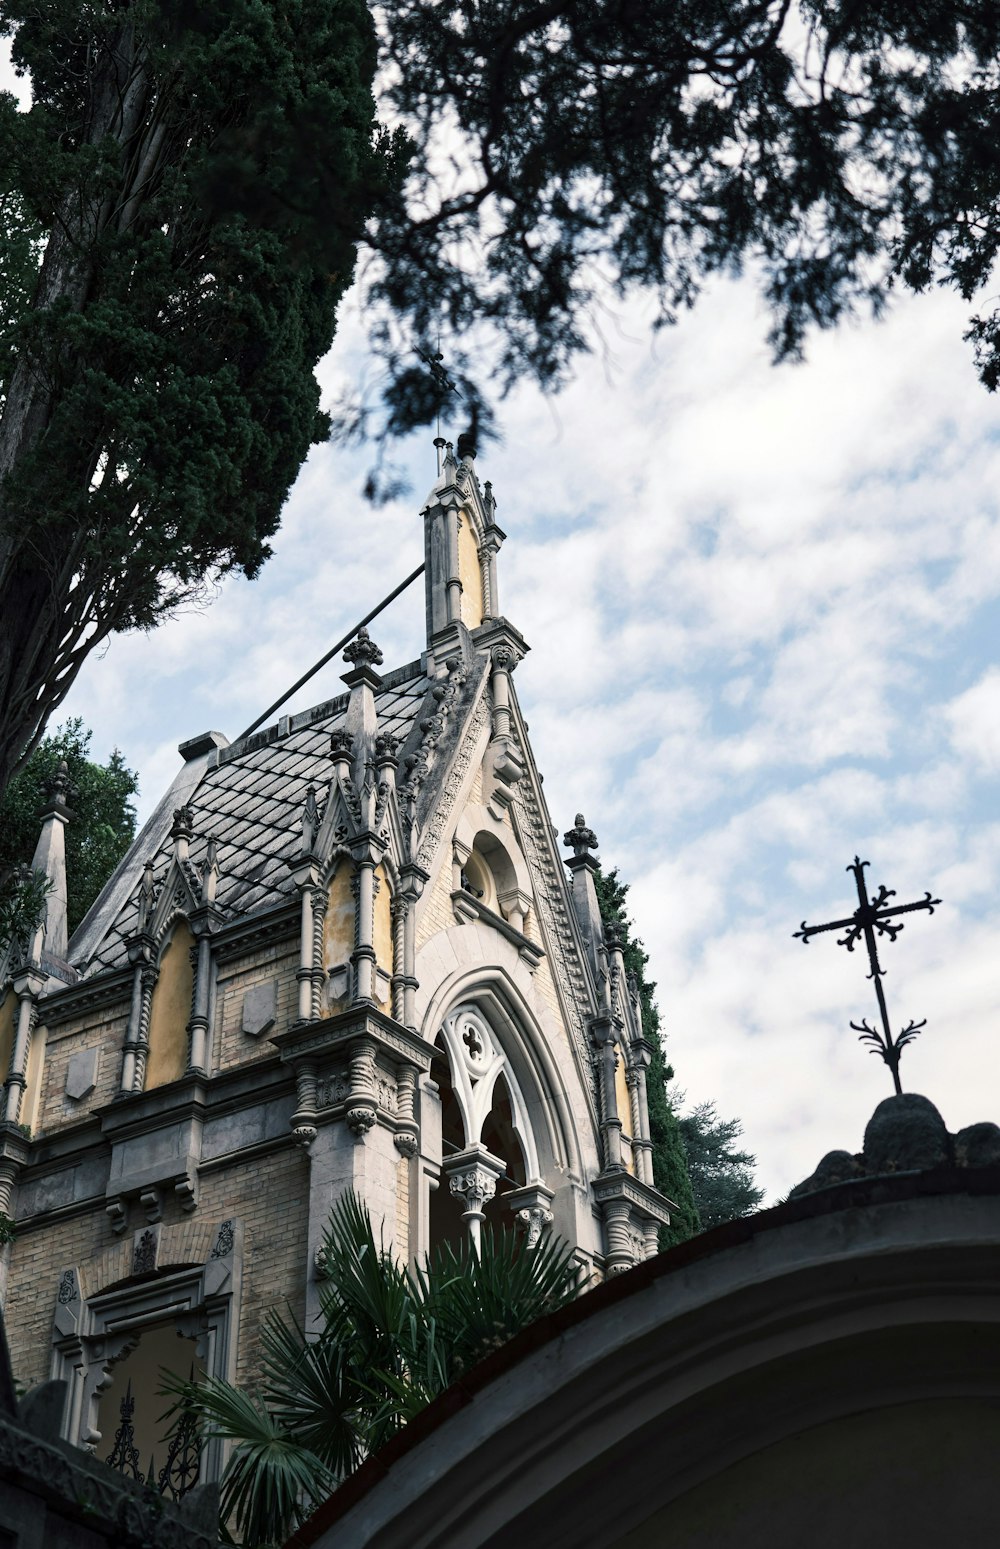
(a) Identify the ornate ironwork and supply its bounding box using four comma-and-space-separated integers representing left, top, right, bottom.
105, 1369, 201, 1500
106, 1379, 143, 1480
794, 856, 940, 1095
156, 1377, 201, 1501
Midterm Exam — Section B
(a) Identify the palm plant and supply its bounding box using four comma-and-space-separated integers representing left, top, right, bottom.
162, 1193, 580, 1547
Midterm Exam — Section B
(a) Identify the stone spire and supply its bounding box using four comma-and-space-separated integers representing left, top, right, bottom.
29, 760, 73, 960
341, 627, 384, 795
562, 814, 604, 971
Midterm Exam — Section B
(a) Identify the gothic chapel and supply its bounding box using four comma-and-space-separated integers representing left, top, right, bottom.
0, 437, 673, 1481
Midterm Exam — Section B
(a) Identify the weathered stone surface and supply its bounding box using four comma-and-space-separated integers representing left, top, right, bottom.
954, 1122, 1000, 1168
863, 1094, 950, 1175
241, 980, 277, 1037
788, 1150, 860, 1200
65, 1046, 99, 1101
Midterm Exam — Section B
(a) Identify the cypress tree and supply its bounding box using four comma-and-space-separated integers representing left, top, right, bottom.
593, 866, 700, 1247
0, 0, 407, 793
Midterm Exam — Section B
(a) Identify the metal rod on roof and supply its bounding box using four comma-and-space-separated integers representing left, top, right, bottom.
235, 562, 426, 743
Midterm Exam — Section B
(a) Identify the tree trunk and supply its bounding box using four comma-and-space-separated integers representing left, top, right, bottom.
0, 21, 156, 790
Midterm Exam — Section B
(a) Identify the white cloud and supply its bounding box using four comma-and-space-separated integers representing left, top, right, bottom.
55, 266, 1000, 1215
945, 668, 1000, 773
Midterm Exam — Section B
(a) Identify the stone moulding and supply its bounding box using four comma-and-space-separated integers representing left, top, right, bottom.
449, 890, 544, 970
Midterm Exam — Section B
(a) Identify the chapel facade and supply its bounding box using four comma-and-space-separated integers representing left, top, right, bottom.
0, 437, 672, 1482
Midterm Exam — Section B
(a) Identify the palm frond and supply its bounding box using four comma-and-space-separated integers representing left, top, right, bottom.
159, 1368, 336, 1547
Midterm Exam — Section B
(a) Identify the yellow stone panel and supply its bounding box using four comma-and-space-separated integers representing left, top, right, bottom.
22, 1023, 46, 1133
146, 923, 195, 1087
458, 511, 484, 629
374, 863, 393, 978
615, 1054, 635, 1176
324, 862, 355, 1012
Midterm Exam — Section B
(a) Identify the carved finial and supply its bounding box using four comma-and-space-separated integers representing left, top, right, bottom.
456, 426, 477, 462
343, 627, 383, 670
563, 814, 599, 857
374, 733, 399, 765
483, 479, 496, 520
200, 837, 219, 905
301, 785, 320, 852
330, 729, 354, 761
170, 804, 193, 864
170, 805, 194, 841
137, 860, 155, 932
40, 757, 75, 819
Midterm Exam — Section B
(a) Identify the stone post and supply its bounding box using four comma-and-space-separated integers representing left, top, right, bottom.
296, 885, 315, 1023
3, 974, 40, 1123
351, 861, 377, 1004
443, 1144, 505, 1254
590, 1014, 624, 1171
185, 933, 212, 1074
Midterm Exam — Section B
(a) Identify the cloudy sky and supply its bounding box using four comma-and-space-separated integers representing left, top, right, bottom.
52, 268, 1000, 1204
7, 39, 998, 1205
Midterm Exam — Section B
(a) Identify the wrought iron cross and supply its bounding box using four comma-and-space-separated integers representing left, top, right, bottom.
794, 857, 940, 1095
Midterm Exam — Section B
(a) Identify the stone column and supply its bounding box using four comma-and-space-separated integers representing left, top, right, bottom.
296, 885, 315, 1023
345, 1035, 377, 1136
351, 860, 377, 1004
603, 1197, 634, 1275
132, 967, 157, 1090
490, 645, 513, 739
310, 886, 327, 1019
394, 1064, 420, 1157
120, 961, 145, 1093
443, 1145, 505, 1254
628, 1040, 655, 1186
3, 971, 42, 1123
390, 897, 407, 1023
590, 1015, 624, 1171
187, 933, 212, 1074
292, 1061, 318, 1148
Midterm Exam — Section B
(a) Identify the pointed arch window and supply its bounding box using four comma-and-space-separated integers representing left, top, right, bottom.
430, 1004, 546, 1251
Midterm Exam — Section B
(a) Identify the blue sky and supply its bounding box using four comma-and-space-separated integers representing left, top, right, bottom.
6, 38, 999, 1203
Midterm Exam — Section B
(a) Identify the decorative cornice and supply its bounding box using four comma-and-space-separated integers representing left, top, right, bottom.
592, 1169, 676, 1225
271, 1007, 434, 1072
38, 965, 134, 1029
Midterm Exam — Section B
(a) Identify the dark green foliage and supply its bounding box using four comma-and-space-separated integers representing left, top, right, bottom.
677, 1100, 766, 1231
0, 0, 406, 792
0, 718, 138, 939
163, 1191, 581, 1547
362, 1, 1000, 452
0, 865, 50, 959
4, 3, 1000, 792
593, 866, 701, 1247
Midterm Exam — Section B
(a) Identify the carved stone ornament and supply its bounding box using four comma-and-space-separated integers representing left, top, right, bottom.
132, 1229, 157, 1276
449, 1165, 498, 1217
394, 1131, 419, 1158
343, 626, 384, 669
346, 1104, 377, 1137
211, 1219, 235, 1260
329, 729, 355, 759
516, 1204, 555, 1249
170, 805, 194, 841
563, 813, 599, 856
57, 1269, 78, 1305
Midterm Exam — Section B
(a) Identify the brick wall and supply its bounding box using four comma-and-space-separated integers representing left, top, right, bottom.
5, 1145, 309, 1398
